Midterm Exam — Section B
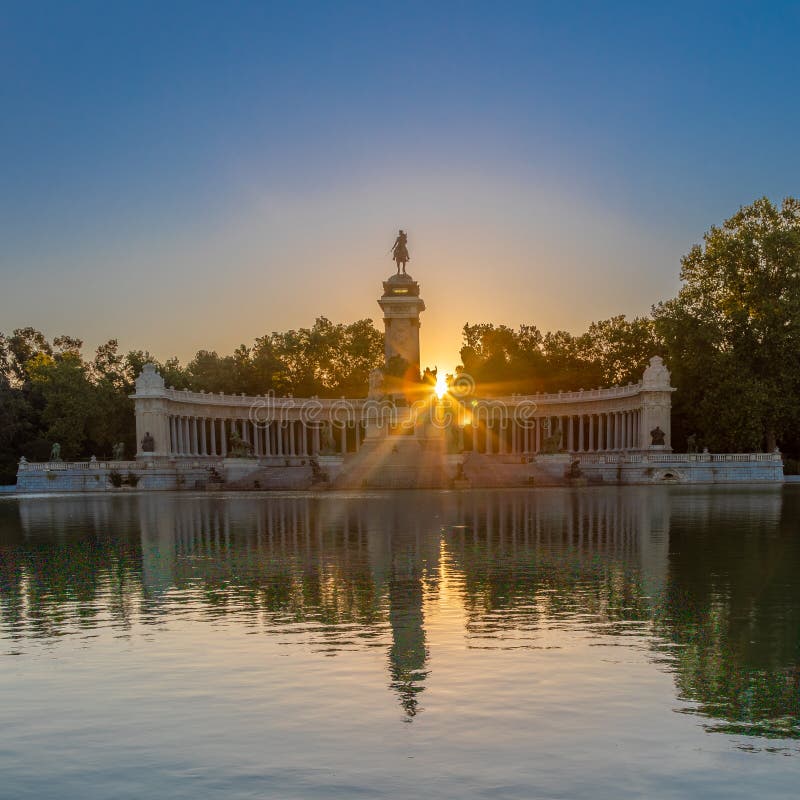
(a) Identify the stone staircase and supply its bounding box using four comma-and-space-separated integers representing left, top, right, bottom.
223, 464, 314, 490
333, 435, 450, 489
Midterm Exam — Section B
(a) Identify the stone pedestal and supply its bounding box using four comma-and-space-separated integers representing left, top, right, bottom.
378, 273, 425, 379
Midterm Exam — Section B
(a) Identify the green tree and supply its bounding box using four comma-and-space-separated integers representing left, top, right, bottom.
654, 197, 800, 451
27, 352, 98, 459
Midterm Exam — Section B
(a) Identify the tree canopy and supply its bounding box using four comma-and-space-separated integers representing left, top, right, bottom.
653, 197, 800, 452
3, 195, 800, 482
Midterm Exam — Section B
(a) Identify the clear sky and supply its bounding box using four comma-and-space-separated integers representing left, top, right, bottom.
1, 1, 799, 374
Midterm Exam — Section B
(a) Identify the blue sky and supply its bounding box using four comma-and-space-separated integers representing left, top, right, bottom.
1, 1, 798, 372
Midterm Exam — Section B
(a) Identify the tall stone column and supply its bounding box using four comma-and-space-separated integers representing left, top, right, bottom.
131, 363, 172, 460
378, 273, 426, 381
220, 420, 227, 457
639, 357, 675, 450
265, 422, 272, 456
210, 419, 217, 456
579, 416, 585, 452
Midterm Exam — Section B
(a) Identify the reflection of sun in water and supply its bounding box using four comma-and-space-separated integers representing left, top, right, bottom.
435, 374, 448, 399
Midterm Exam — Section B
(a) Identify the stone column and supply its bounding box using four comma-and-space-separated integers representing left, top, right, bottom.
263, 422, 271, 456
221, 419, 227, 457
313, 424, 320, 455
535, 418, 541, 453
588, 415, 595, 452
578, 415, 585, 452
210, 418, 217, 456
169, 416, 176, 455
200, 418, 207, 456
340, 425, 347, 454
302, 423, 309, 456
191, 418, 199, 456
288, 420, 295, 456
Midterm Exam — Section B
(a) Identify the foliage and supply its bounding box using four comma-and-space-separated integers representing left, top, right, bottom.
3, 196, 800, 479
458, 315, 661, 395
653, 197, 800, 451
0, 317, 385, 480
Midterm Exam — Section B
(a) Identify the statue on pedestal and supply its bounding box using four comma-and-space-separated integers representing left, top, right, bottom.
391, 229, 410, 275
112, 442, 125, 461
229, 430, 253, 458
50, 443, 61, 461
540, 420, 563, 454
368, 368, 385, 399
321, 425, 337, 455
650, 426, 666, 446
140, 432, 155, 453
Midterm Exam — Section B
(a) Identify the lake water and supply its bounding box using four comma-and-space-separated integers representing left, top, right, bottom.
1, 488, 798, 799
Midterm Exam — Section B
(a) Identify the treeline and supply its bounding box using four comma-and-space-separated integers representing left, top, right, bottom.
0, 318, 383, 481
2, 196, 799, 482
459, 197, 800, 455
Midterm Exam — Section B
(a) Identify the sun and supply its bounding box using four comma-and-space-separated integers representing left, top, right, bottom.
434, 373, 448, 399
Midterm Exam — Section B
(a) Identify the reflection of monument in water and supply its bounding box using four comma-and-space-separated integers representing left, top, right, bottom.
132, 490, 678, 715
136, 493, 442, 717
9, 488, 798, 737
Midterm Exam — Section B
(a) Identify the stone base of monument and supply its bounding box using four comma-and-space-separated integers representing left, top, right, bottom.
529, 454, 573, 486
333, 431, 450, 489
222, 457, 260, 483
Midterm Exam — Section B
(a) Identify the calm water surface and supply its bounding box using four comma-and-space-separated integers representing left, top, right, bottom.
1, 488, 798, 798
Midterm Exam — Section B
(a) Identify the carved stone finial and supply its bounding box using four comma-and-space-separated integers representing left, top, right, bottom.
135, 363, 166, 393
642, 355, 671, 389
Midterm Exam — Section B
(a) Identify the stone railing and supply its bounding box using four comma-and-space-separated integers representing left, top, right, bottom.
490, 383, 647, 404
17, 459, 142, 472
136, 385, 371, 408
575, 452, 782, 465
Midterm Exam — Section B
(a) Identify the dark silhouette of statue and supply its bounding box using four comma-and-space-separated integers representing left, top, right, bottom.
650, 426, 666, 446
391, 229, 410, 275
140, 432, 155, 452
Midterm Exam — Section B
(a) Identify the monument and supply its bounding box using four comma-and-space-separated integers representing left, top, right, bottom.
378, 231, 426, 381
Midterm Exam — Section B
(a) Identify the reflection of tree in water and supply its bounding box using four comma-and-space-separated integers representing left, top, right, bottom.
442, 491, 659, 639
653, 490, 800, 739
0, 499, 143, 639
2, 489, 799, 738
